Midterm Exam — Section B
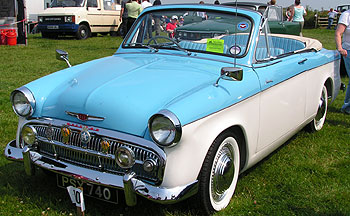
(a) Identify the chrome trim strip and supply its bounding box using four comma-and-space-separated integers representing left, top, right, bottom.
65, 111, 105, 121
4, 143, 198, 205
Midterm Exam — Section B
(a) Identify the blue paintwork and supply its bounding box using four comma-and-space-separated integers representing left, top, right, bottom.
38, 23, 79, 33
23, 4, 340, 140
25, 53, 258, 137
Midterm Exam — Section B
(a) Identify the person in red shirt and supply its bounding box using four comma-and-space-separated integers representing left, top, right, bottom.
166, 15, 178, 38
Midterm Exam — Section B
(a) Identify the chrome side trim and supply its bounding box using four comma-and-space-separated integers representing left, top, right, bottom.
4, 143, 198, 205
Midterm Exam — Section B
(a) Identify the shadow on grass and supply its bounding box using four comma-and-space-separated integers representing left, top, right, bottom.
0, 161, 199, 216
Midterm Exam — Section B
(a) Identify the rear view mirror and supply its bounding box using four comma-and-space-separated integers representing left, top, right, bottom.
56, 49, 72, 68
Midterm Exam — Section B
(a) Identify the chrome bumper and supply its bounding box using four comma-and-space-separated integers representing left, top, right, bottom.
4, 140, 198, 205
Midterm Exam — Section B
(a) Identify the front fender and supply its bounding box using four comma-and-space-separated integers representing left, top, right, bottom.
160, 93, 260, 188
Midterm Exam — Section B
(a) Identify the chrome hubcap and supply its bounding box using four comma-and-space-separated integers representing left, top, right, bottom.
315, 88, 326, 126
81, 29, 86, 37
211, 143, 235, 202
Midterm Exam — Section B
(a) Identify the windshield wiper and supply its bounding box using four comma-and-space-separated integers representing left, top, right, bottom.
153, 43, 192, 56
125, 43, 158, 52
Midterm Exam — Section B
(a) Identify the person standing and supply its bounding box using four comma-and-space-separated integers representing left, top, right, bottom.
335, 9, 350, 114
141, 0, 152, 38
141, 0, 152, 8
166, 15, 178, 38
153, 0, 161, 6
126, 0, 143, 33
289, 0, 306, 36
119, 0, 130, 38
153, 0, 162, 35
327, 8, 337, 30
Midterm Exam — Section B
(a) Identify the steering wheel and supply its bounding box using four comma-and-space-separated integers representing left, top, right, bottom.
147, 36, 181, 48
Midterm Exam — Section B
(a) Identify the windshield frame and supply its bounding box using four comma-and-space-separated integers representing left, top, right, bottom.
122, 8, 255, 59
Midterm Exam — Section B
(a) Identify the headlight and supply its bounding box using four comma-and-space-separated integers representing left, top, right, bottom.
115, 146, 135, 169
11, 87, 36, 118
148, 110, 182, 147
21, 125, 37, 146
38, 16, 43, 23
64, 16, 74, 23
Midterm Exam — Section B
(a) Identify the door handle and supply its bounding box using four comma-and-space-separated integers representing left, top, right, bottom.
265, 80, 273, 84
298, 58, 308, 64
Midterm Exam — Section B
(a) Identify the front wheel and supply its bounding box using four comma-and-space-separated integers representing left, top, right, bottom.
308, 85, 328, 132
76, 24, 90, 40
197, 131, 241, 215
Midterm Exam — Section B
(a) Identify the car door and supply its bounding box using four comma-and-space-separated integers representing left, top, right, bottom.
101, 0, 121, 32
86, 0, 103, 32
253, 19, 307, 152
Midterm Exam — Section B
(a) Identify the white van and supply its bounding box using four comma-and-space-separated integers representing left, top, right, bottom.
37, 0, 121, 39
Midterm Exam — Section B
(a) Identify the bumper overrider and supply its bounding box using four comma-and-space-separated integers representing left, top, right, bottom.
4, 119, 198, 206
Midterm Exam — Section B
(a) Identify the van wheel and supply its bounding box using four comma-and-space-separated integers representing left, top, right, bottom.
308, 85, 328, 132
76, 24, 90, 40
197, 131, 241, 215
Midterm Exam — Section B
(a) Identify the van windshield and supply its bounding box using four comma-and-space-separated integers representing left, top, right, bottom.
50, 0, 85, 7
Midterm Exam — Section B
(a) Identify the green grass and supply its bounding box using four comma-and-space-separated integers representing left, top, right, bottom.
0, 29, 350, 215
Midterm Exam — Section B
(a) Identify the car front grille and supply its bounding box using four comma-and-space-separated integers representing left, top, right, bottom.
42, 16, 65, 24
30, 123, 163, 185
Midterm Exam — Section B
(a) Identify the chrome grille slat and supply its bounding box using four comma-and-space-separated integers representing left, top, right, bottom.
34, 124, 160, 183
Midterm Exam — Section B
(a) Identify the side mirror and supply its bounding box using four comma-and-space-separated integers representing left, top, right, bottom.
56, 49, 72, 68
215, 67, 243, 87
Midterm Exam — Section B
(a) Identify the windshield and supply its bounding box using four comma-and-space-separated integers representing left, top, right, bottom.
123, 9, 252, 57
50, 0, 85, 7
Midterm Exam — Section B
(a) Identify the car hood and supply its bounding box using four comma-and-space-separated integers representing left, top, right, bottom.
39, 7, 85, 16
36, 53, 229, 136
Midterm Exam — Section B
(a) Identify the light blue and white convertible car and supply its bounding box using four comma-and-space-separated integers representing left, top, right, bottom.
5, 4, 341, 214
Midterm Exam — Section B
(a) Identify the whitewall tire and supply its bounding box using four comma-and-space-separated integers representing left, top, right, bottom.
309, 85, 328, 132
198, 131, 241, 214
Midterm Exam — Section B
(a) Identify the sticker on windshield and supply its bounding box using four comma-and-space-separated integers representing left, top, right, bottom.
229, 45, 241, 55
206, 39, 224, 54
237, 22, 249, 31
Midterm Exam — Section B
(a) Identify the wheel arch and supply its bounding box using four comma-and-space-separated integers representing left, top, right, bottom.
324, 77, 334, 100
218, 125, 247, 172
79, 21, 91, 30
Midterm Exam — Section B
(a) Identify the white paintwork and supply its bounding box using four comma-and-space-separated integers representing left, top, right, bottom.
26, 0, 51, 22
38, 0, 121, 33
161, 60, 340, 188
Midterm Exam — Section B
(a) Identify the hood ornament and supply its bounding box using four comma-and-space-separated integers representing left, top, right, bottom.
65, 111, 105, 122
80, 126, 91, 148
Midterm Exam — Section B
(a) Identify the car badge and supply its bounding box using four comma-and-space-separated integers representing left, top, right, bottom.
65, 111, 105, 122
79, 126, 91, 148
45, 124, 54, 141
100, 139, 110, 154
61, 125, 71, 144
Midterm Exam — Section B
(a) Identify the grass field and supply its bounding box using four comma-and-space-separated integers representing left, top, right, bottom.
0, 29, 349, 216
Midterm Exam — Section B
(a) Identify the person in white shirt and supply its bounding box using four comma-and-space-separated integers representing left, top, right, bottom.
141, 0, 152, 9
335, 9, 350, 114
327, 8, 338, 29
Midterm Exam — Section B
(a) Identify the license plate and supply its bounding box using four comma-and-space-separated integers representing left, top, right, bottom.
57, 174, 118, 204
47, 25, 59, 29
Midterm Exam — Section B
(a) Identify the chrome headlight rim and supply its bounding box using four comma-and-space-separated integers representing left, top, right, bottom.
115, 146, 135, 169
148, 110, 182, 147
10, 87, 36, 118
